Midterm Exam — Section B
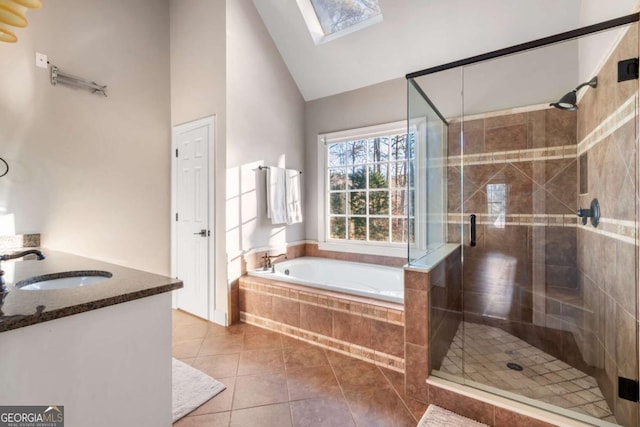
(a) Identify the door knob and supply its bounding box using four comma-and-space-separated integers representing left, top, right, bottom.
193, 229, 207, 237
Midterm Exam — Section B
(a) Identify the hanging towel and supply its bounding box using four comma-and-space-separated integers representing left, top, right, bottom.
266, 167, 288, 224
286, 169, 303, 224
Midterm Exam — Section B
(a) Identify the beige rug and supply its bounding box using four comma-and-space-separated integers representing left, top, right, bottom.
172, 358, 226, 422
418, 405, 489, 426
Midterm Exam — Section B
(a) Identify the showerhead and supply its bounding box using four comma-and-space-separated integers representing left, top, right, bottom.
550, 77, 598, 111
551, 90, 579, 111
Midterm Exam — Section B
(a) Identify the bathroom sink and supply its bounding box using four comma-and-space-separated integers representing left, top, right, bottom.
16, 271, 112, 290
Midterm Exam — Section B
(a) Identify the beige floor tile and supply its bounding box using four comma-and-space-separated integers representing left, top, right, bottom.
434, 322, 613, 422
229, 403, 292, 427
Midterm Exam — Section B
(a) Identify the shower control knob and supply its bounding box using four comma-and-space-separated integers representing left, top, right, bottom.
576, 208, 591, 225
576, 199, 600, 227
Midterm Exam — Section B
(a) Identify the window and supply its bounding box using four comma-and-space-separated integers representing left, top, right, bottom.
486, 183, 507, 228
318, 121, 414, 256
297, 0, 383, 44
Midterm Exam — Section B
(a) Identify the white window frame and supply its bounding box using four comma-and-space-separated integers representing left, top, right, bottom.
296, 0, 383, 45
316, 120, 416, 257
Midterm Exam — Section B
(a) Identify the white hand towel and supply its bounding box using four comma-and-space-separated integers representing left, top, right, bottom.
266, 167, 287, 224
286, 169, 303, 224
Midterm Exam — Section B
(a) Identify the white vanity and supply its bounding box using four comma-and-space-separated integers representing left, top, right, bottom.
0, 249, 182, 427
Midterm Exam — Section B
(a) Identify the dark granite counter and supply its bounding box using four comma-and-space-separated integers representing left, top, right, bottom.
0, 248, 182, 332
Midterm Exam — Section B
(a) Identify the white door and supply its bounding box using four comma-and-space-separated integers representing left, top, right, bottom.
172, 118, 213, 319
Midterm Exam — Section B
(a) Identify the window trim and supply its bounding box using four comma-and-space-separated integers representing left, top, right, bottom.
316, 120, 411, 258
296, 0, 383, 45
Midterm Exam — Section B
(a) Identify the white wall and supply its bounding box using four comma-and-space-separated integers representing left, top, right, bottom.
170, 0, 229, 319
578, 0, 639, 82
0, 0, 171, 274
226, 0, 305, 280
170, 0, 304, 318
304, 78, 406, 240
226, 0, 309, 280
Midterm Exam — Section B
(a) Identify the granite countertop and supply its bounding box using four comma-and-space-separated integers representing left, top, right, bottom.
0, 248, 183, 333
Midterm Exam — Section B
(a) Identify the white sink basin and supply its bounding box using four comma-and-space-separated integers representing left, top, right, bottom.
17, 271, 112, 290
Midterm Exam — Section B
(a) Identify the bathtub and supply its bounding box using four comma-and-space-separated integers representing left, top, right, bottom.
247, 256, 404, 303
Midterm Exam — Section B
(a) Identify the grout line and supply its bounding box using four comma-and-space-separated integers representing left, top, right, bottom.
448, 145, 577, 166
577, 94, 637, 155
282, 342, 294, 425
378, 365, 421, 423
324, 348, 360, 426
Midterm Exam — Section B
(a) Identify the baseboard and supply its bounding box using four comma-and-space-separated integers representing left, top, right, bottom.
212, 310, 227, 326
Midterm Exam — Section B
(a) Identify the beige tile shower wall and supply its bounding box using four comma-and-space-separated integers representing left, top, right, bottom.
448, 107, 579, 328
575, 24, 639, 427
238, 275, 405, 372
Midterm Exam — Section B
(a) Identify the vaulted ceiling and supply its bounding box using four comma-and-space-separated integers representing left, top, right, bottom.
254, 0, 637, 113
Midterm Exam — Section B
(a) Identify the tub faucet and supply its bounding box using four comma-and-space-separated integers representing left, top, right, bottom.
0, 249, 46, 293
262, 252, 287, 271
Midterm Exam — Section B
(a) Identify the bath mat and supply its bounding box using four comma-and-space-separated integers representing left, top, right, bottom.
418, 405, 489, 427
172, 358, 226, 422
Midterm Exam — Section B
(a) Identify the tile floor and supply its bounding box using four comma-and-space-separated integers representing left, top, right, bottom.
438, 322, 615, 424
172, 309, 426, 427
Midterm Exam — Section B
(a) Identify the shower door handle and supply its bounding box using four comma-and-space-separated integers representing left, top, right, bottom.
469, 214, 477, 247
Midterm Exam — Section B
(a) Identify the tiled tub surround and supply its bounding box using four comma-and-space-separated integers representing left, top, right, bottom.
241, 242, 406, 273
0, 248, 182, 332
404, 247, 462, 403
574, 23, 639, 427
230, 242, 405, 323
247, 257, 403, 303
239, 274, 405, 372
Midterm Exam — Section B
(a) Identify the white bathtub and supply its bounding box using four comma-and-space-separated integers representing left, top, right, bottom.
247, 256, 404, 303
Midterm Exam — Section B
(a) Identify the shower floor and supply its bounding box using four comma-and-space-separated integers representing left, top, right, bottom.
437, 322, 616, 424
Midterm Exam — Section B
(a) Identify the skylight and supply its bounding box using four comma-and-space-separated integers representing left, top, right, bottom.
297, 0, 383, 45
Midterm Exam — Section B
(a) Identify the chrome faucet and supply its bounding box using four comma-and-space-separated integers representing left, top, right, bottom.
261, 252, 287, 272
0, 249, 46, 293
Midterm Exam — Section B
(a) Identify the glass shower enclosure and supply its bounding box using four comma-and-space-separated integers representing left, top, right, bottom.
407, 18, 639, 427
407, 79, 448, 265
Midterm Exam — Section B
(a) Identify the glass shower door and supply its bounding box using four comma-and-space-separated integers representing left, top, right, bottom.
452, 24, 639, 427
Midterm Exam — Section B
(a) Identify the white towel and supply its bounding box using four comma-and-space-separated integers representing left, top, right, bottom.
266, 167, 287, 224
285, 169, 303, 224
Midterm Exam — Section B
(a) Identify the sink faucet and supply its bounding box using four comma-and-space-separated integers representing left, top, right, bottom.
0, 249, 46, 293
261, 252, 287, 272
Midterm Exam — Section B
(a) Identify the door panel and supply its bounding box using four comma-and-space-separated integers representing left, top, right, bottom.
175, 124, 210, 319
